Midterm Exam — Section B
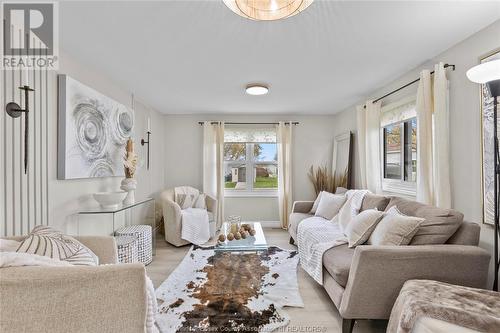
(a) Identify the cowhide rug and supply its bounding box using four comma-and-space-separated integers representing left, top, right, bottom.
155, 246, 303, 333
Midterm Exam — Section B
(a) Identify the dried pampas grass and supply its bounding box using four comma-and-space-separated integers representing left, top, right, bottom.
308, 165, 348, 196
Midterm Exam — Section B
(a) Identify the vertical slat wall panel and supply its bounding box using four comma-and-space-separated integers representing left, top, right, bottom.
0, 36, 49, 237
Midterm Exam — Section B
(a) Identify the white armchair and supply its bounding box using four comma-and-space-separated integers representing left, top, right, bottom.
160, 187, 217, 246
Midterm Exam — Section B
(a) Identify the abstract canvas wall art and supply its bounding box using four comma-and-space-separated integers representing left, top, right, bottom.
57, 75, 134, 179
480, 49, 500, 225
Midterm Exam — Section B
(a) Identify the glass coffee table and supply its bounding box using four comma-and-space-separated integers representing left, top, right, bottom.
215, 222, 268, 252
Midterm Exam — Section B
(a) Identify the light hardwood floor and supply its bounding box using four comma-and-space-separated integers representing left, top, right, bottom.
146, 228, 387, 333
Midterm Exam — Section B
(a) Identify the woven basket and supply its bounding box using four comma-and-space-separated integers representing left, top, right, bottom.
115, 236, 138, 264
115, 225, 153, 265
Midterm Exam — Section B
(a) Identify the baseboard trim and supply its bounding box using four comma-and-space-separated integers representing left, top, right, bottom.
259, 221, 281, 228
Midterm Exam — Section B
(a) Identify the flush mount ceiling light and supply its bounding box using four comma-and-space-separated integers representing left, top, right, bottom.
223, 0, 313, 21
246, 84, 269, 95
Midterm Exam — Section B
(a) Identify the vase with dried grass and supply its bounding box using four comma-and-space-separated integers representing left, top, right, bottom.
121, 139, 138, 205
308, 165, 348, 197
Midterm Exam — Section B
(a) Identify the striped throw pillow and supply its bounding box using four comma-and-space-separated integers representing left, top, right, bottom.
16, 226, 98, 266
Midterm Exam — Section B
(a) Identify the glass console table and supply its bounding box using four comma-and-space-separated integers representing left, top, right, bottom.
78, 198, 157, 255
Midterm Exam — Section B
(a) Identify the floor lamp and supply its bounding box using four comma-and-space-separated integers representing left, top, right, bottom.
467, 59, 500, 291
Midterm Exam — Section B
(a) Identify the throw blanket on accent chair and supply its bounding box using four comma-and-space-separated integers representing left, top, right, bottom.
174, 186, 211, 245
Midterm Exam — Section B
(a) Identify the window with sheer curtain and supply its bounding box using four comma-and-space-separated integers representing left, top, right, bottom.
223, 126, 278, 195
381, 97, 418, 196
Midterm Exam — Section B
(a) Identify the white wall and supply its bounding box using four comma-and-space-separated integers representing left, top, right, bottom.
0, 50, 166, 236
163, 114, 337, 222
332, 20, 500, 287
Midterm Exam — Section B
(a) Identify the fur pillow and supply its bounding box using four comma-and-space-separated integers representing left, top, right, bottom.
368, 206, 424, 246
314, 192, 346, 220
345, 209, 384, 247
16, 226, 98, 266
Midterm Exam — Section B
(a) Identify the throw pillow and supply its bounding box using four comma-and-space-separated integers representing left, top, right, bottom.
192, 193, 207, 209
0, 239, 21, 252
335, 187, 348, 194
361, 194, 390, 212
176, 193, 195, 209
367, 206, 425, 246
315, 192, 347, 220
16, 226, 98, 266
310, 191, 324, 214
336, 195, 354, 233
344, 209, 384, 248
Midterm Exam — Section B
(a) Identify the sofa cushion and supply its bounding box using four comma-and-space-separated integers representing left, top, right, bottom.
289, 212, 313, 240
310, 191, 324, 214
385, 197, 463, 245
323, 244, 355, 287
361, 194, 390, 212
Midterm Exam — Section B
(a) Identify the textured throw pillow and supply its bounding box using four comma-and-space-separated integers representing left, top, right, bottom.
361, 194, 390, 212
176, 193, 195, 209
16, 226, 98, 266
367, 206, 425, 246
315, 192, 347, 220
344, 209, 384, 248
310, 191, 324, 214
192, 193, 207, 209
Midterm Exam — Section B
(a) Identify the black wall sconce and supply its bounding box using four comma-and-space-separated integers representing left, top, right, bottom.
141, 117, 151, 170
5, 85, 34, 174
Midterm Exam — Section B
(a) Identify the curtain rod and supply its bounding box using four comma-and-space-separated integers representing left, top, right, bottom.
363, 63, 456, 109
198, 121, 299, 125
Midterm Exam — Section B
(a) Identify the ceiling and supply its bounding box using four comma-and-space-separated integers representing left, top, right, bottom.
60, 1, 500, 115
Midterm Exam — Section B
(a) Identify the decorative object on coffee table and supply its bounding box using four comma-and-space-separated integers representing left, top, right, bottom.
115, 225, 153, 265
116, 235, 138, 263
121, 138, 138, 205
216, 222, 266, 252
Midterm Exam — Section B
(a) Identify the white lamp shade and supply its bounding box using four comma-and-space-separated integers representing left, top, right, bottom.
466, 59, 500, 84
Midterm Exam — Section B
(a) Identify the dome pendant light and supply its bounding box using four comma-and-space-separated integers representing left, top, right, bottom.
223, 0, 314, 21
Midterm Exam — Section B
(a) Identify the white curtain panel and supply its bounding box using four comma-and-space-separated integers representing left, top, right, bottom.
433, 63, 451, 208
357, 101, 382, 193
277, 122, 293, 229
416, 70, 434, 204
356, 105, 368, 189
416, 63, 451, 208
202, 121, 225, 227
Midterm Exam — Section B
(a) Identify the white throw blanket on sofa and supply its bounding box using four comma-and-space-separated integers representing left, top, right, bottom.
297, 190, 369, 285
181, 208, 210, 245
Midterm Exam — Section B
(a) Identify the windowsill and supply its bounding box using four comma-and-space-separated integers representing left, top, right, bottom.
382, 179, 416, 199
224, 190, 278, 198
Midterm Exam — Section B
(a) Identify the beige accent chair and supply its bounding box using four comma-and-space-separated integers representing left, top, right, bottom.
0, 236, 148, 333
160, 187, 217, 247
289, 194, 491, 333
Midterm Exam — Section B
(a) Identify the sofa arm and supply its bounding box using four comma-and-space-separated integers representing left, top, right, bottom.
292, 201, 314, 214
339, 245, 491, 319
0, 263, 147, 333
76, 236, 118, 265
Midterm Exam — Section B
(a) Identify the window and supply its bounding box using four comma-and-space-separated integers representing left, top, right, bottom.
380, 97, 417, 195
383, 118, 417, 182
224, 127, 278, 195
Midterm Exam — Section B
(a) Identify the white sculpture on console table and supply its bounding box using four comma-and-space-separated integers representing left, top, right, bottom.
121, 139, 138, 205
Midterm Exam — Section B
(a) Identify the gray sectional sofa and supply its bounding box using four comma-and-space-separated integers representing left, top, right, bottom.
289, 193, 491, 333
